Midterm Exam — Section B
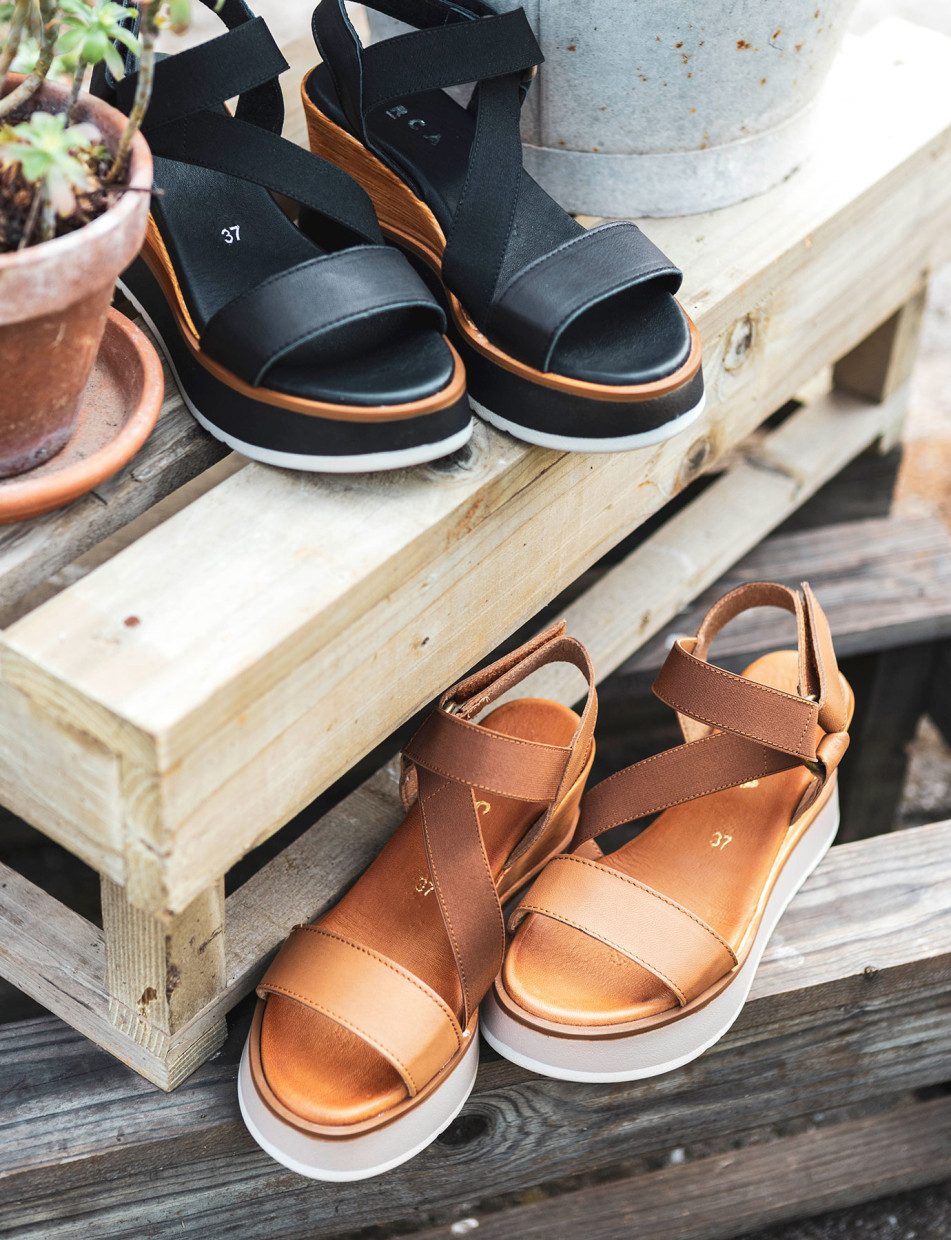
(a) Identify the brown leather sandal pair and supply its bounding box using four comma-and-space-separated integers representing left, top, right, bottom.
238, 583, 851, 1180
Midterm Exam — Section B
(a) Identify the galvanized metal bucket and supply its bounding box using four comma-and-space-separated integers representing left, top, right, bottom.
366, 0, 858, 217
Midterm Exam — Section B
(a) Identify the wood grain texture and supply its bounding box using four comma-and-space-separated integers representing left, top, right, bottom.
0, 343, 227, 623
413, 1095, 951, 1240
0, 862, 226, 1090
102, 876, 226, 1045
3, 20, 951, 915
1, 820, 949, 1235
610, 514, 951, 692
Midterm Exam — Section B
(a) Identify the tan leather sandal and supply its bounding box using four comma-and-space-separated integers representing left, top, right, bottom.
238, 623, 596, 1179
482, 583, 852, 1082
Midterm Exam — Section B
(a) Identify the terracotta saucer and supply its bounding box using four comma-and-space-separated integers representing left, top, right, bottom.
0, 308, 165, 525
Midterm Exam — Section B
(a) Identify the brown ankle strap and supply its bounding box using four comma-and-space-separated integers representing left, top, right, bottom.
402, 623, 598, 1024
573, 582, 848, 848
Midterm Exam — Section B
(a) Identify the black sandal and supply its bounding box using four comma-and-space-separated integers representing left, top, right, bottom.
303, 0, 704, 453
93, 0, 471, 472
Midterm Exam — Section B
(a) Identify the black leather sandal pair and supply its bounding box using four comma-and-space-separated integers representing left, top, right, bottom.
97, 0, 705, 473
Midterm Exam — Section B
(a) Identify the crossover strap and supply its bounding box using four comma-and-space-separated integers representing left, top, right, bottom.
486, 223, 683, 373
312, 0, 543, 325
110, 0, 286, 134
400, 623, 597, 1024
574, 582, 849, 847
509, 855, 737, 1006
258, 926, 463, 1097
144, 110, 383, 248
200, 246, 443, 387
97, 0, 382, 247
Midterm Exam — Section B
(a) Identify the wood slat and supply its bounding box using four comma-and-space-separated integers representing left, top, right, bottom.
2, 820, 950, 1236
0, 862, 225, 1090
414, 1095, 951, 1240
2, 20, 950, 915
609, 514, 951, 692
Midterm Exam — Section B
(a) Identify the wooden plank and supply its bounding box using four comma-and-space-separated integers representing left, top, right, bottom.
2, 820, 949, 1235
0, 343, 227, 622
0, 863, 225, 1090
4, 19, 951, 916
413, 1095, 951, 1240
101, 876, 227, 1048
610, 515, 951, 692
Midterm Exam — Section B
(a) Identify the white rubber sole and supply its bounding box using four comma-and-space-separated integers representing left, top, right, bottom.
481, 788, 839, 1082
237, 1026, 480, 1181
117, 278, 474, 474
469, 390, 706, 453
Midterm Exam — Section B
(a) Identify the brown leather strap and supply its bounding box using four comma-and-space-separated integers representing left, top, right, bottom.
403, 708, 571, 802
257, 926, 463, 1097
575, 582, 847, 846
403, 622, 598, 1025
510, 855, 737, 1006
653, 637, 820, 761
574, 729, 802, 845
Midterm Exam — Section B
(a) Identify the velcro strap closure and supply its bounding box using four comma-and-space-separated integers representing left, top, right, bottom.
258, 926, 463, 1097
486, 222, 683, 372
360, 8, 543, 115
200, 246, 442, 387
653, 637, 820, 762
118, 18, 288, 131
510, 856, 737, 1006
403, 708, 571, 802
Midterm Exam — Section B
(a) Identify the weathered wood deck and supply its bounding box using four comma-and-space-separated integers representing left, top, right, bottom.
2, 820, 949, 1238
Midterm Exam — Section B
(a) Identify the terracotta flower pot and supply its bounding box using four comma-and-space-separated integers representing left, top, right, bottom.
0, 75, 152, 478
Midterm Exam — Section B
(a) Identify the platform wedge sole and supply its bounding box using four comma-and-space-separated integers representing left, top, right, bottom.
118, 259, 473, 473
238, 1024, 479, 1181
302, 91, 705, 452
482, 785, 840, 1083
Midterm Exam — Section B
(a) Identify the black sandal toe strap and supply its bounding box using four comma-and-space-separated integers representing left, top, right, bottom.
200, 246, 446, 387
485, 222, 683, 372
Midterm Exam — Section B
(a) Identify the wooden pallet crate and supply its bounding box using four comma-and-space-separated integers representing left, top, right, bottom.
2, 819, 949, 1238
1, 18, 951, 1090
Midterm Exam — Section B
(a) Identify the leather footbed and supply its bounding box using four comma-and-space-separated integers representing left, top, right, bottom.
253, 698, 584, 1131
499, 652, 847, 1030
304, 69, 702, 396
141, 149, 467, 416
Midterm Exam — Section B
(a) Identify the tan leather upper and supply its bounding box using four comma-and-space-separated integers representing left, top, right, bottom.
256, 622, 597, 1106
502, 583, 851, 1024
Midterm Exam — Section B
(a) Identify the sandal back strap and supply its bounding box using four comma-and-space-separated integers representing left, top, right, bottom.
509, 854, 737, 1006
257, 925, 463, 1097
573, 582, 849, 847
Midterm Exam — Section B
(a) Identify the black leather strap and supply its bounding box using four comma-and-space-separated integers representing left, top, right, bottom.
486, 223, 684, 372
200, 246, 445, 387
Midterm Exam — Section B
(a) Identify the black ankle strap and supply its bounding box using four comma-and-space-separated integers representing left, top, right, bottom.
110, 0, 286, 135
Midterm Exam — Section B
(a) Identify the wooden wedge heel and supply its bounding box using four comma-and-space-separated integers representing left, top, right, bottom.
482, 583, 852, 1081
93, 0, 472, 472
239, 624, 597, 1179
303, 0, 705, 452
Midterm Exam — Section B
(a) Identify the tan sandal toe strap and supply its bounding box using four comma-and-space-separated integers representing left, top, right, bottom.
257, 926, 463, 1097
510, 855, 737, 1006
